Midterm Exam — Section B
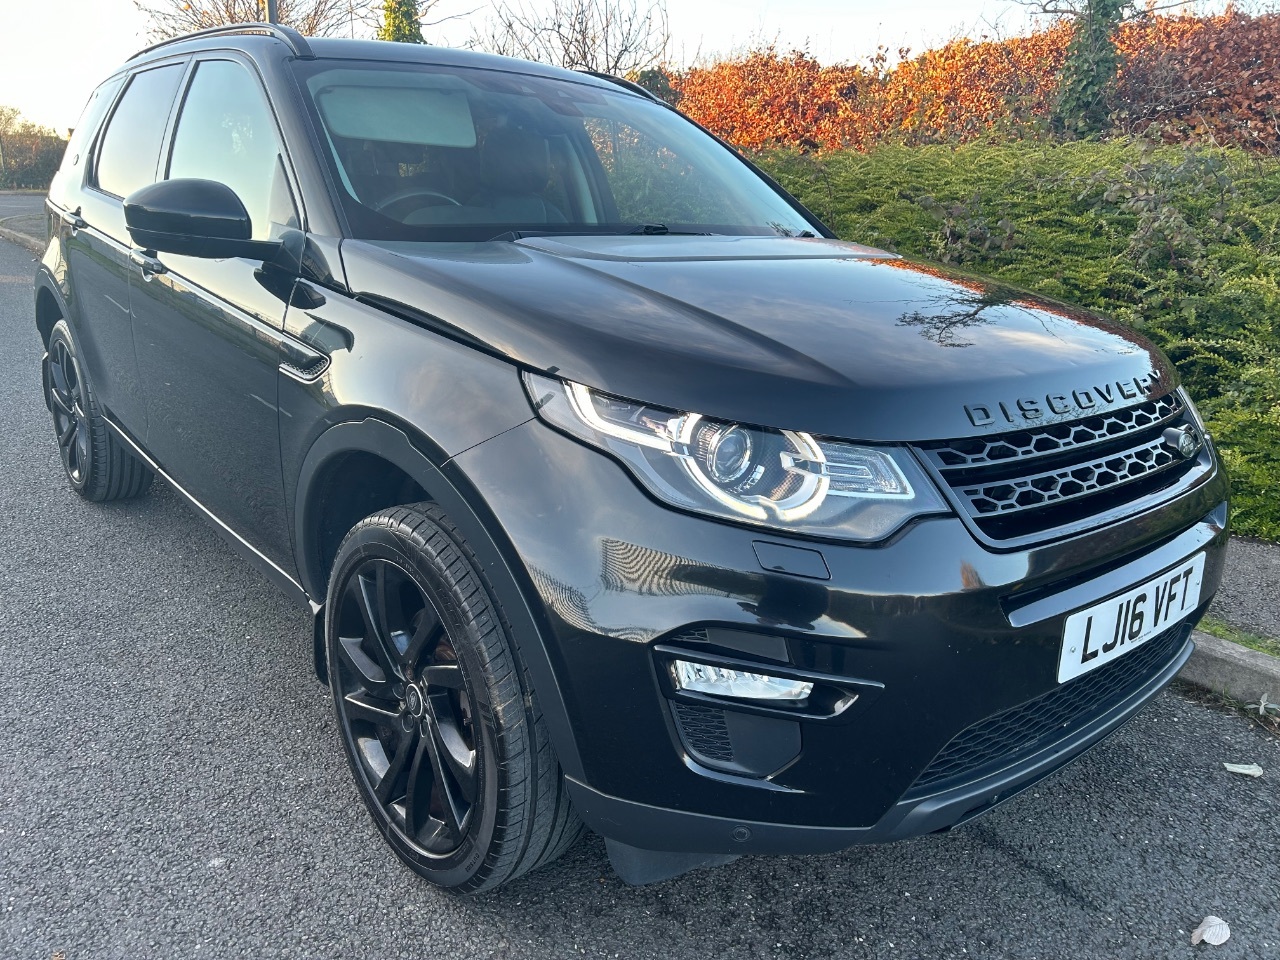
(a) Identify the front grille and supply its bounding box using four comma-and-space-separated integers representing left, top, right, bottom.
961, 434, 1181, 516
909, 625, 1189, 793
915, 393, 1203, 544
924, 394, 1182, 469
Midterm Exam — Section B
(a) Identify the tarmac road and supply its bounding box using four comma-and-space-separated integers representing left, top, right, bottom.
1211, 538, 1280, 640
0, 193, 45, 250
1, 236, 1278, 960
0, 193, 44, 220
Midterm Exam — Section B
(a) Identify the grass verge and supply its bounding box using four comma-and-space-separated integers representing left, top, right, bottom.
1197, 614, 1280, 659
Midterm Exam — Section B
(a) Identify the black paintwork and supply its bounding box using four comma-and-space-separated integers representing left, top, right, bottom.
124, 178, 281, 260
34, 29, 1229, 865
340, 235, 1174, 442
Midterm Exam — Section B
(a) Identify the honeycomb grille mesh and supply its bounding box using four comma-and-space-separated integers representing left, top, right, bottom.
920, 394, 1182, 470
914, 393, 1201, 543
961, 435, 1180, 516
673, 702, 735, 764
910, 625, 1188, 792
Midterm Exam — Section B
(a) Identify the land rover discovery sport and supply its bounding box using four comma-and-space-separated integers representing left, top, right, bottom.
33, 24, 1229, 891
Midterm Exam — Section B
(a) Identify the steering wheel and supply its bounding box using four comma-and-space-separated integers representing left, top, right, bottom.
371, 187, 462, 219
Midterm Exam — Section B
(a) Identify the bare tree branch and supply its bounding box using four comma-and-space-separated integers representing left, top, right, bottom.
471, 0, 669, 74
135, 0, 369, 40
361, 1, 481, 37
1016, 0, 1210, 22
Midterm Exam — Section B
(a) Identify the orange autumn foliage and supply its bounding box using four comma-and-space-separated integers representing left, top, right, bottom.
673, 11, 1280, 153
673, 49, 862, 151
1116, 12, 1280, 150
853, 24, 1073, 147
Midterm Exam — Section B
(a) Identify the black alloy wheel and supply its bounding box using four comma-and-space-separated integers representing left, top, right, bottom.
326, 503, 582, 892
43, 320, 153, 502
334, 556, 478, 854
47, 336, 90, 485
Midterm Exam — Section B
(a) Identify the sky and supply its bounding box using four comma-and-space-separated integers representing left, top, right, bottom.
0, 0, 1046, 132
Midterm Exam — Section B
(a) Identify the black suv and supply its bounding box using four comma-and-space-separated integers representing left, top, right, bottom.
35, 24, 1229, 892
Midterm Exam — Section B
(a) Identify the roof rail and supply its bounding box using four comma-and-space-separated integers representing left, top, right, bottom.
577, 70, 669, 106
129, 22, 314, 61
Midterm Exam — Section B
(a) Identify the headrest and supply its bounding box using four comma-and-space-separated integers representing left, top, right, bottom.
479, 126, 551, 196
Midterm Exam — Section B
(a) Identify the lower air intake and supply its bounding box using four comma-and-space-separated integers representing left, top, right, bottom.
910, 625, 1189, 793
672, 701, 735, 765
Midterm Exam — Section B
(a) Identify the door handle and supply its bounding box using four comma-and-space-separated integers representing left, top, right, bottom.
62, 207, 86, 231
129, 248, 168, 280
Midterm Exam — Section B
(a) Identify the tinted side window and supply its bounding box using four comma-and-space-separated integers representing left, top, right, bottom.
52, 75, 125, 192
95, 64, 184, 200
168, 60, 290, 241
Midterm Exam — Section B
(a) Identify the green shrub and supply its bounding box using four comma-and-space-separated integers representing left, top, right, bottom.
755, 140, 1280, 540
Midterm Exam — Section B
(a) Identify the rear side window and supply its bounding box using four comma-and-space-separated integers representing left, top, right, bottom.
168, 59, 292, 241
94, 64, 184, 200
52, 75, 125, 190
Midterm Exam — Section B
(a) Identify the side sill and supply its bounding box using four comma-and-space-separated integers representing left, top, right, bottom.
103, 416, 313, 610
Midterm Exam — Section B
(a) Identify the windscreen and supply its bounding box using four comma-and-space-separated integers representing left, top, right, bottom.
291, 59, 818, 241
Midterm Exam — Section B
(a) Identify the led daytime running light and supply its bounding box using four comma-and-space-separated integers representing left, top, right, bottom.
670, 659, 814, 701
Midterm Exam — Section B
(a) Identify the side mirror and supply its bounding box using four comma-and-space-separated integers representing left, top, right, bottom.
123, 179, 280, 260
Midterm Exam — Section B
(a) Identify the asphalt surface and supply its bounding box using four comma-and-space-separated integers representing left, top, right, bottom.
0, 193, 44, 240
0, 196, 44, 256
0, 193, 43, 218
1211, 538, 1280, 639
1, 235, 1278, 960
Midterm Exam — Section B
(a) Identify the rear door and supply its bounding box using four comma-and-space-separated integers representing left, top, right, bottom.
65, 62, 185, 435
127, 54, 303, 570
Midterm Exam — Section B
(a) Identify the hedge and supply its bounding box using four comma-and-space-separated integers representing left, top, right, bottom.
676, 12, 1280, 154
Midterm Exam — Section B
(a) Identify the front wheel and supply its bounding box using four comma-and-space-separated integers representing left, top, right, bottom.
325, 502, 582, 893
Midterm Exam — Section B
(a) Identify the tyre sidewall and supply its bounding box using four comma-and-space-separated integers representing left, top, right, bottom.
325, 519, 505, 890
46, 320, 96, 496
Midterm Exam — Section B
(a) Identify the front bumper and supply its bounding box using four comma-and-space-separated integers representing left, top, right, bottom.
450, 417, 1229, 855
568, 624, 1194, 855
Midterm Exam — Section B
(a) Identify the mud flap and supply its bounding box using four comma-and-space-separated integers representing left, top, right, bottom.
605, 838, 740, 886
311, 600, 327, 685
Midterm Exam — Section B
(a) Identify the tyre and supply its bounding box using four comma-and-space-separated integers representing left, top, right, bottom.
325, 502, 582, 893
44, 319, 153, 502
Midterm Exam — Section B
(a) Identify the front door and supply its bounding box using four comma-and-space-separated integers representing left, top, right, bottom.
127, 56, 302, 571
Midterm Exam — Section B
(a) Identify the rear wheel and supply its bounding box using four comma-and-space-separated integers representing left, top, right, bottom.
45, 320, 152, 502
326, 502, 582, 893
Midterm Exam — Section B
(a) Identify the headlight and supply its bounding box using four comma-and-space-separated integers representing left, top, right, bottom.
524, 373, 949, 541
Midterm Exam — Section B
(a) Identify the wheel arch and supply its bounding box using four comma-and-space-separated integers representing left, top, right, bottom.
294, 416, 586, 781
34, 272, 67, 349
299, 445, 430, 606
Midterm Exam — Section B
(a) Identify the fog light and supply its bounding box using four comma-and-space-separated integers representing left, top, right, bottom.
670, 660, 813, 701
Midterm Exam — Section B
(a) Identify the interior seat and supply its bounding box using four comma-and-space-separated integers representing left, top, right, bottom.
467, 126, 566, 223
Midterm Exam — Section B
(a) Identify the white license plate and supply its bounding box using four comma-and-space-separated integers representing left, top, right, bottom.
1058, 553, 1205, 683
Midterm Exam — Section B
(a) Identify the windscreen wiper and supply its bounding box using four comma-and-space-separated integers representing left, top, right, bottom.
487, 229, 580, 242
626, 223, 715, 236
487, 225, 717, 241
